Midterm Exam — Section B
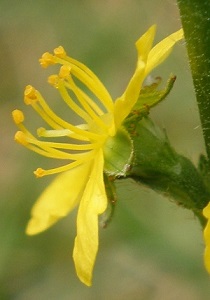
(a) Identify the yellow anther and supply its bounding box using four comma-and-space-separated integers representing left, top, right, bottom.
39, 52, 55, 68
24, 85, 38, 105
14, 131, 28, 146
54, 46, 66, 58
48, 75, 59, 87
34, 167, 45, 178
59, 65, 71, 79
12, 109, 24, 124
37, 127, 45, 137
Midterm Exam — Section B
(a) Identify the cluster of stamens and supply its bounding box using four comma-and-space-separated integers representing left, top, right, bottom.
12, 46, 115, 177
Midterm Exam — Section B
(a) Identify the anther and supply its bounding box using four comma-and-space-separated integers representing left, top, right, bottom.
48, 75, 59, 87
24, 85, 38, 105
54, 46, 66, 58
59, 65, 71, 79
37, 127, 45, 137
12, 109, 24, 124
34, 168, 45, 178
39, 52, 55, 68
14, 131, 28, 146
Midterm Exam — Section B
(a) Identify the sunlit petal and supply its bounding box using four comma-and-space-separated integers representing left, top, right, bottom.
135, 24, 156, 62
145, 28, 184, 76
73, 149, 107, 286
114, 59, 145, 128
203, 203, 210, 273
26, 161, 92, 235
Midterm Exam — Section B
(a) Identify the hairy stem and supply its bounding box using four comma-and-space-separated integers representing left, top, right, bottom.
177, 0, 210, 160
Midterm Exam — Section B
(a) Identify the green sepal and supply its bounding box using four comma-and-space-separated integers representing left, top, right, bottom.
103, 127, 133, 177
133, 75, 176, 113
99, 173, 117, 228
125, 116, 210, 226
123, 75, 176, 129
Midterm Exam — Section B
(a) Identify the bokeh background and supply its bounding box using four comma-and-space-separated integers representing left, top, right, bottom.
1, 0, 210, 299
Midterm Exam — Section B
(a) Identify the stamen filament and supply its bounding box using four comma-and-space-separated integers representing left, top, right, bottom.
28, 137, 99, 151
34, 151, 95, 177
77, 89, 104, 116
33, 91, 101, 141
57, 81, 92, 124
65, 77, 109, 132
37, 127, 72, 137
38, 125, 89, 138
54, 56, 114, 112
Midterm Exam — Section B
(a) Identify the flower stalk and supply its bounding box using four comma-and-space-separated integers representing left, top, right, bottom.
177, 0, 210, 161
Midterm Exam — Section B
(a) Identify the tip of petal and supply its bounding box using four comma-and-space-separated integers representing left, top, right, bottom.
135, 24, 157, 62
26, 214, 59, 235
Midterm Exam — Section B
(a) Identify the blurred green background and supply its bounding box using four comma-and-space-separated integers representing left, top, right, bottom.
1, 0, 210, 299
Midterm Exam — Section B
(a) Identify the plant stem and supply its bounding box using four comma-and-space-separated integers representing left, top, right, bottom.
177, 0, 210, 161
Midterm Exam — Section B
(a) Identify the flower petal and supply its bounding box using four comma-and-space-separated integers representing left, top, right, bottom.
114, 59, 145, 128
26, 161, 92, 235
204, 219, 210, 273
135, 24, 156, 62
145, 28, 184, 76
203, 202, 210, 218
203, 203, 210, 273
73, 149, 107, 286
113, 25, 157, 127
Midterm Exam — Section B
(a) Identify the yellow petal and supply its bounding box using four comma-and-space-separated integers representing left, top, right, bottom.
145, 28, 184, 76
135, 24, 156, 62
26, 161, 92, 235
114, 60, 145, 128
203, 202, 210, 218
204, 220, 210, 273
113, 25, 157, 128
73, 149, 107, 286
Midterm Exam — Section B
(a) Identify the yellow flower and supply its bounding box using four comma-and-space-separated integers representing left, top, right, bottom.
203, 204, 210, 273
12, 25, 183, 286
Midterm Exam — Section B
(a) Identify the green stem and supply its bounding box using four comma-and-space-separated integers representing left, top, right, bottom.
177, 0, 210, 161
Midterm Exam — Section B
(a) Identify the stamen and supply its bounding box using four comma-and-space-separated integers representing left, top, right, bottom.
48, 75, 59, 88
26, 135, 95, 160
33, 90, 100, 141
30, 135, 99, 151
12, 110, 24, 124
39, 52, 55, 68
59, 65, 71, 78
37, 127, 72, 137
57, 80, 92, 124
55, 55, 114, 112
65, 76, 109, 132
54, 46, 66, 58
34, 167, 45, 177
24, 85, 38, 105
14, 131, 28, 146
34, 152, 95, 177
